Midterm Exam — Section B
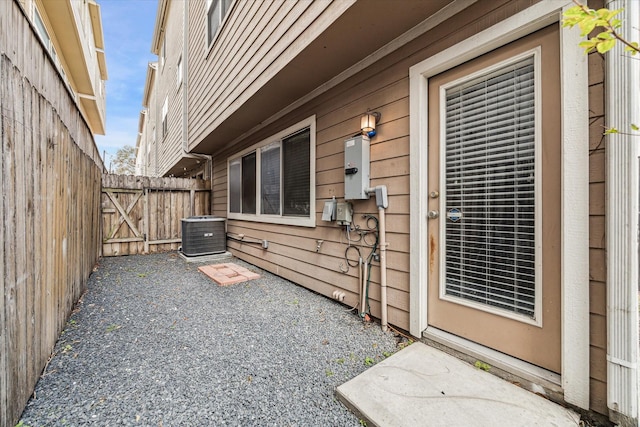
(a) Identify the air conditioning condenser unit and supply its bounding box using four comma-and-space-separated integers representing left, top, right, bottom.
181, 216, 226, 256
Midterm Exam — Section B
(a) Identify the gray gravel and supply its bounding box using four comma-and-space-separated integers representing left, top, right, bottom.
19, 252, 404, 426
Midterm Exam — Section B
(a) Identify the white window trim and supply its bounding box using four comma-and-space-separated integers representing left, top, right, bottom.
409, 1, 589, 409
437, 49, 543, 327
227, 116, 316, 227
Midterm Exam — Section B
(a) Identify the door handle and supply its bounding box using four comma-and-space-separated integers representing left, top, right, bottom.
428, 210, 439, 219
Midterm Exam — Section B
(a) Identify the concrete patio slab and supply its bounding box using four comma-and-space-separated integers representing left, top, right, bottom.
337, 342, 580, 427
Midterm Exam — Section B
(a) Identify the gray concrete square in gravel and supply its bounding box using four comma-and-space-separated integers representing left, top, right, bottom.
337, 342, 580, 427
19, 253, 403, 426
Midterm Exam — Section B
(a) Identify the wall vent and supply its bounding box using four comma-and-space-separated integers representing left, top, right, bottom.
181, 216, 226, 256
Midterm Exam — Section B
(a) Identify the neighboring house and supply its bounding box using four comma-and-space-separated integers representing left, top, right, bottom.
140, 0, 639, 424
18, 0, 108, 135
136, 62, 158, 176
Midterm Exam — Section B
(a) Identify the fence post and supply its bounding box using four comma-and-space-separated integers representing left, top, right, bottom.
143, 187, 149, 254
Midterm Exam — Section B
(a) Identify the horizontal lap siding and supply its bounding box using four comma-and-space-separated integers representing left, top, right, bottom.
211, 0, 607, 414
158, 0, 185, 176
0, 2, 103, 425
187, 1, 355, 147
587, 45, 607, 414
212, 0, 531, 333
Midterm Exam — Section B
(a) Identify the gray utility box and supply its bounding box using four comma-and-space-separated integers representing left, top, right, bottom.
181, 216, 226, 257
344, 135, 370, 200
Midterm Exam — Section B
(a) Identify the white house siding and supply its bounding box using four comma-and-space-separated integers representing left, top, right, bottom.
154, 0, 185, 176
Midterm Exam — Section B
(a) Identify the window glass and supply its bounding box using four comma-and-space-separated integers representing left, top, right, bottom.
34, 9, 50, 46
176, 57, 183, 87
241, 153, 256, 214
227, 118, 314, 226
161, 97, 168, 138
229, 158, 241, 213
207, 0, 221, 46
261, 142, 281, 215
283, 128, 311, 217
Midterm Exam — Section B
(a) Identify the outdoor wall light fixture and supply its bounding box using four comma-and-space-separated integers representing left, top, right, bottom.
361, 111, 381, 137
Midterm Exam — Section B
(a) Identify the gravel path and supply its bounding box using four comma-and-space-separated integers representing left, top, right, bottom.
19, 253, 404, 426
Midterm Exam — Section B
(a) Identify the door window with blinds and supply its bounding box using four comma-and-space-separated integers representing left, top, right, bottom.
228, 117, 316, 227
439, 50, 541, 324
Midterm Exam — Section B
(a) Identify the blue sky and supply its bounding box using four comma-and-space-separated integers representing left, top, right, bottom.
94, 0, 158, 164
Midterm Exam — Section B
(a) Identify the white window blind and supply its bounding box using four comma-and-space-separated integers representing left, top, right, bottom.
443, 55, 536, 318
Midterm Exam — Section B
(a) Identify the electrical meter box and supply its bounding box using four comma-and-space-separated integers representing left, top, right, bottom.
344, 135, 370, 200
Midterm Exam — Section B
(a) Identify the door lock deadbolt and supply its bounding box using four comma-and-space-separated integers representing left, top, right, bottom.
429, 191, 439, 199
428, 210, 439, 219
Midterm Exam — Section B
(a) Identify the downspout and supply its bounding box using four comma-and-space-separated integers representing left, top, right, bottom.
367, 185, 389, 332
605, 0, 639, 424
182, 0, 212, 179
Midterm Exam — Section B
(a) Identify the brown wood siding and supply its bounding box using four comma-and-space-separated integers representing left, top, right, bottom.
0, 1, 104, 425
587, 48, 607, 416
207, 0, 607, 414
187, 0, 355, 148
209, 0, 535, 333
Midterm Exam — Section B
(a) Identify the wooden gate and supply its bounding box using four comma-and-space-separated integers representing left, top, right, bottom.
102, 174, 211, 256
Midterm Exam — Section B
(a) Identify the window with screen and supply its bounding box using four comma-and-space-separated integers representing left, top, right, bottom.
228, 117, 315, 227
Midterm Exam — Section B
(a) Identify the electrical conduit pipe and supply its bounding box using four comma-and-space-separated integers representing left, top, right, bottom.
367, 185, 389, 332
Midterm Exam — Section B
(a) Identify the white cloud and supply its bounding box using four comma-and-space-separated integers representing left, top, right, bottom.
95, 115, 140, 157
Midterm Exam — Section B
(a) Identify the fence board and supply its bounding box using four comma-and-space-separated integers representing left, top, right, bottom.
0, 1, 104, 425
101, 174, 211, 256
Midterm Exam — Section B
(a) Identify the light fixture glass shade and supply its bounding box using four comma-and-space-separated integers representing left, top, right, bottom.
361, 113, 376, 133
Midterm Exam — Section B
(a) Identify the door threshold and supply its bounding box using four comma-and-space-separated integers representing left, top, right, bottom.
422, 327, 563, 401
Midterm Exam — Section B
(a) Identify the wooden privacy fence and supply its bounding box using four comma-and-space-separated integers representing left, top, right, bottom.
102, 174, 211, 256
0, 1, 105, 425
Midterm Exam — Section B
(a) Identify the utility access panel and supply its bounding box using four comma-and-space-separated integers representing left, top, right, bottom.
344, 135, 370, 200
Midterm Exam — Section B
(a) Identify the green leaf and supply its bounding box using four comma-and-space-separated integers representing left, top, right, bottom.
579, 40, 597, 54
604, 128, 619, 135
596, 39, 616, 54
631, 124, 639, 131
563, 6, 583, 17
596, 31, 613, 40
578, 20, 597, 36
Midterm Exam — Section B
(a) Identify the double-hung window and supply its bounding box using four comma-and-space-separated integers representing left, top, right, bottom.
228, 116, 316, 227
207, 0, 233, 47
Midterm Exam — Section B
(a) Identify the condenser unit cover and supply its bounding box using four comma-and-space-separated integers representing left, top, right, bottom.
181, 216, 226, 256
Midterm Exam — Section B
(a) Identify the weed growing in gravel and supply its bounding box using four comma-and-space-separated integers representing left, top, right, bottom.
335, 358, 345, 364
105, 324, 121, 333
364, 357, 375, 366
137, 273, 147, 278
62, 344, 73, 354
325, 369, 334, 377
383, 351, 393, 358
